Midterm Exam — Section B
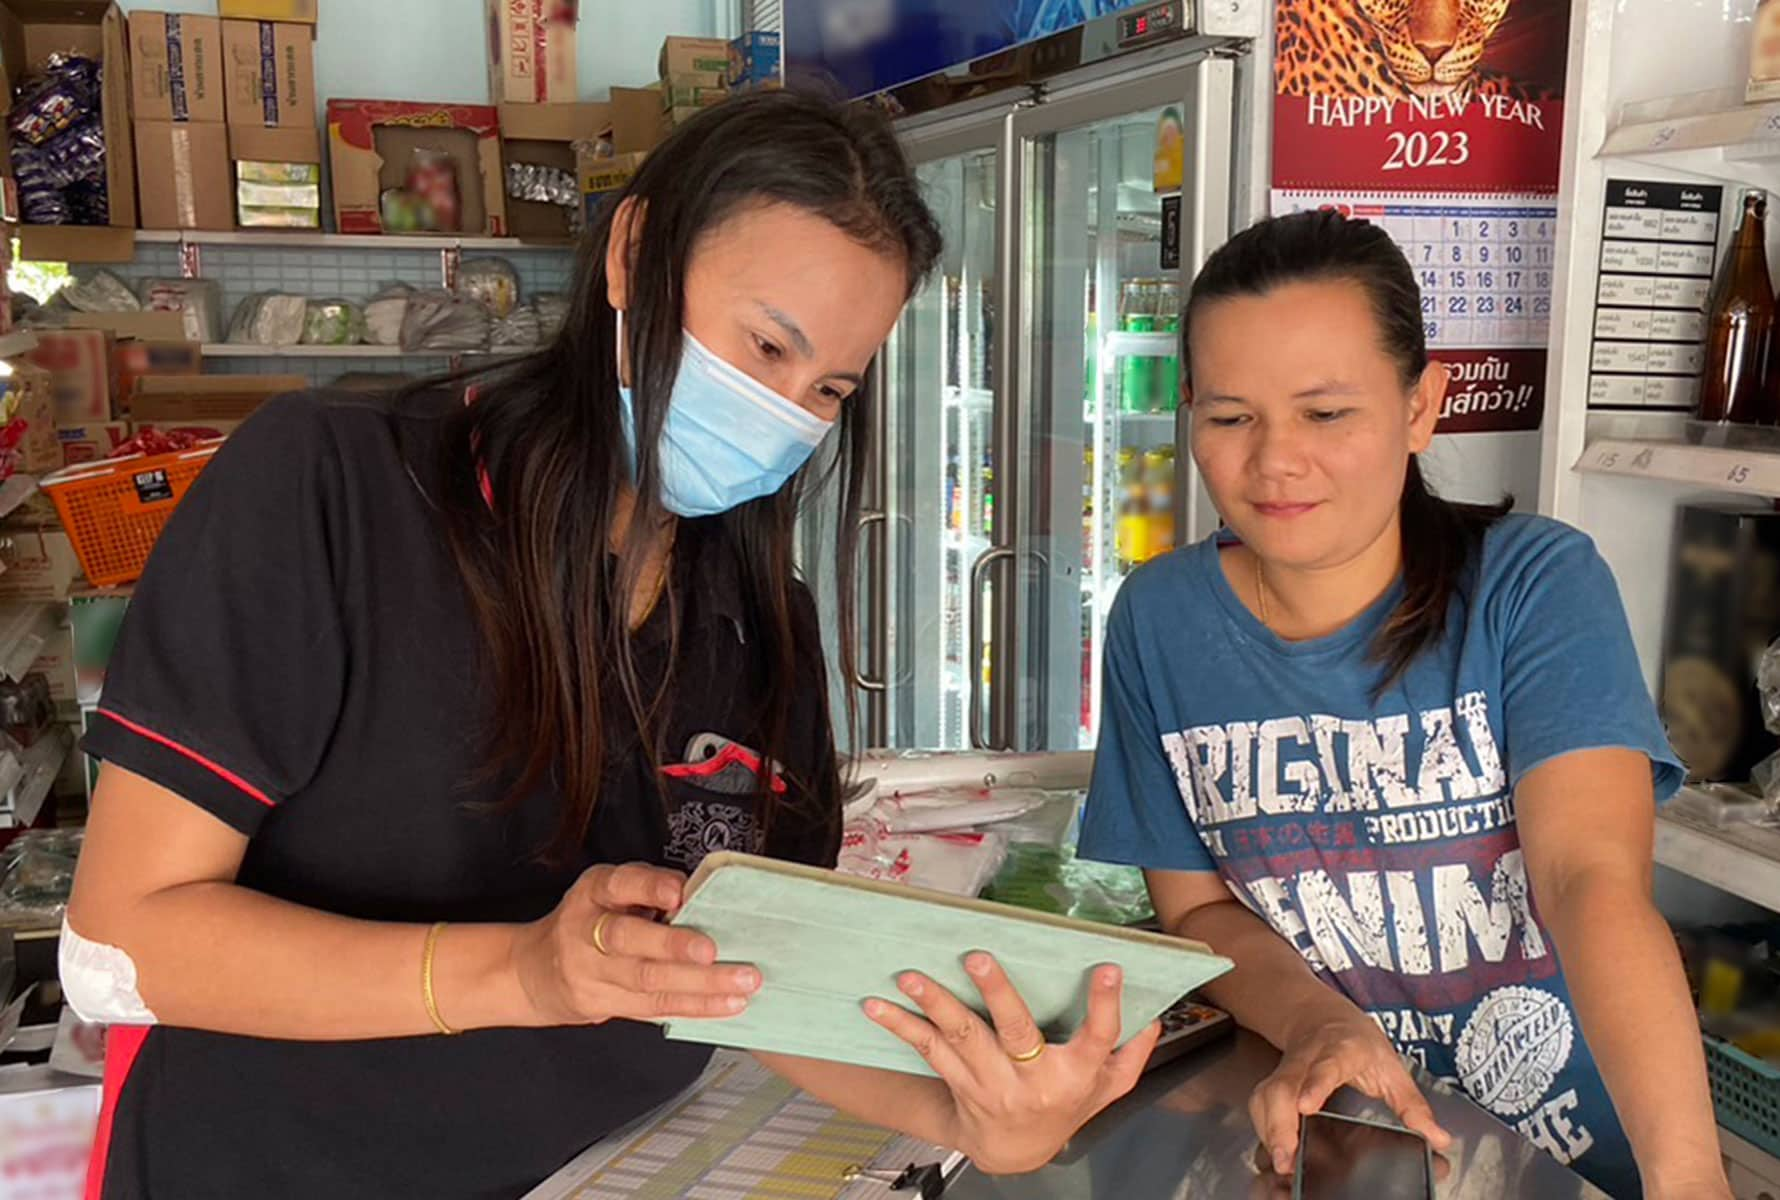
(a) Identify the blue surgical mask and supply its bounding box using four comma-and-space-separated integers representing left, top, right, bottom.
615, 310, 834, 517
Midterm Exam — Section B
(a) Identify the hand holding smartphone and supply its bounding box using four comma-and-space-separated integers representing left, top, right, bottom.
1292, 1111, 1435, 1200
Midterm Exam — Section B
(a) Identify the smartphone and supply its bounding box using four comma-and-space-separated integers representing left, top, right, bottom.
1292, 1111, 1434, 1200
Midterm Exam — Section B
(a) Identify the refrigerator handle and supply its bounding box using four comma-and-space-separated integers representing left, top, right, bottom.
850, 508, 889, 694
968, 546, 1015, 750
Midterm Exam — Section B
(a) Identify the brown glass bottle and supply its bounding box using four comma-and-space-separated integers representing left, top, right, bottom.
1698, 189, 1777, 425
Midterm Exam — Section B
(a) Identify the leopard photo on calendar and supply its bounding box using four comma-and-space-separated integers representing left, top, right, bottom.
1274, 0, 1568, 104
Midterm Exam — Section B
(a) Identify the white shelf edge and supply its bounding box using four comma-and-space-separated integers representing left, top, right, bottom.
202, 343, 437, 359
1573, 437, 1780, 499
1599, 87, 1780, 162
136, 230, 574, 253
1653, 788, 1780, 912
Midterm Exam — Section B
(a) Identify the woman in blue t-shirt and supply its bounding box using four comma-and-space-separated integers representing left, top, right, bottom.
1080, 210, 1727, 1200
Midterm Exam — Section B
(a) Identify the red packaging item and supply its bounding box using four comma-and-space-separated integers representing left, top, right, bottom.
28, 331, 116, 424
326, 100, 505, 236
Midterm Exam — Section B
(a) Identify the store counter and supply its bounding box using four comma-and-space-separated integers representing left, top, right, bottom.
947, 1030, 1608, 1200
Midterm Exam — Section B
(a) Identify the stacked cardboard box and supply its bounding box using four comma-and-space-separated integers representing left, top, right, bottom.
222, 13, 322, 228
130, 12, 232, 230
659, 36, 729, 134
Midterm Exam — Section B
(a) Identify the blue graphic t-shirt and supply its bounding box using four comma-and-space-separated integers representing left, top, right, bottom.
1079, 514, 1682, 1200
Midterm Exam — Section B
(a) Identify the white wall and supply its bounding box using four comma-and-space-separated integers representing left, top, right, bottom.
113, 0, 725, 111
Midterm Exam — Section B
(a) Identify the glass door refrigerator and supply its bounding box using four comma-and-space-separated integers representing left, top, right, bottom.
851, 39, 1246, 754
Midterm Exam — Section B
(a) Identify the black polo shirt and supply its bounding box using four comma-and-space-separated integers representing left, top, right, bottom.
79, 389, 842, 1199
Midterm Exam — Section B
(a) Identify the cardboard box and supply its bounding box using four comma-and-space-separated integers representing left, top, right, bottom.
56, 422, 131, 467
727, 31, 780, 89
500, 101, 608, 240
327, 100, 506, 237
0, 529, 83, 604
0, 1, 138, 256
64, 311, 187, 341
134, 120, 233, 230
662, 105, 710, 132
487, 0, 577, 105
219, 0, 317, 23
28, 332, 114, 425
659, 74, 726, 110
132, 375, 304, 423
610, 86, 664, 155
578, 146, 646, 197
129, 12, 224, 124
659, 36, 729, 78
3, 361, 59, 476
113, 340, 202, 415
222, 19, 315, 130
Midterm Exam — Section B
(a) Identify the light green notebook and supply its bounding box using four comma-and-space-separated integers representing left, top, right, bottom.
664, 852, 1233, 1077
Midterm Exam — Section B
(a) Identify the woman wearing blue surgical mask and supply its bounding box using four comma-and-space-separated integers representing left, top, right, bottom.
61, 92, 1158, 1199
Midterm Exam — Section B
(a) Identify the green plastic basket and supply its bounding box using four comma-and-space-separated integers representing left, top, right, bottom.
1706, 1034, 1780, 1158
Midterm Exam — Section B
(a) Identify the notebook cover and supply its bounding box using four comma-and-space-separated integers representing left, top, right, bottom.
663, 852, 1234, 1077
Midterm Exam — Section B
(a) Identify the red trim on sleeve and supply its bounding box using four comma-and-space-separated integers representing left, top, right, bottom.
95, 709, 274, 808
84, 1025, 150, 1200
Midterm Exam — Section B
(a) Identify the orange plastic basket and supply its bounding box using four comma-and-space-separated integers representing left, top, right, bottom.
38, 442, 222, 588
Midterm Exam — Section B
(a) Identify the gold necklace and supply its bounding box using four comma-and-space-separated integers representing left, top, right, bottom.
1254, 553, 1270, 630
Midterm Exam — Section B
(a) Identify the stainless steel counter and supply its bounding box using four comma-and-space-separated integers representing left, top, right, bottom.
947, 1030, 1610, 1200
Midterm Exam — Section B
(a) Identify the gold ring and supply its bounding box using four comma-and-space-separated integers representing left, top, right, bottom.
1010, 1040, 1046, 1064
592, 911, 617, 956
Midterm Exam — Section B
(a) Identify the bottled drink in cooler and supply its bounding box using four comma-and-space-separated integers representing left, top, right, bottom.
1143, 447, 1176, 559
1115, 449, 1149, 571
1698, 189, 1777, 425
1082, 446, 1095, 572
1119, 280, 1157, 415
1156, 280, 1182, 414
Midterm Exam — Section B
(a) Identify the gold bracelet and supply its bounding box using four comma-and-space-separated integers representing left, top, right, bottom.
421, 921, 458, 1037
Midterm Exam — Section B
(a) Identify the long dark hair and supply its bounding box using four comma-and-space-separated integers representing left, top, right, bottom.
1182, 210, 1509, 685
437, 92, 941, 860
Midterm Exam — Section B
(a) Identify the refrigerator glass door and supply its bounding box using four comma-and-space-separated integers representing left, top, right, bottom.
1011, 62, 1229, 751
877, 142, 1004, 750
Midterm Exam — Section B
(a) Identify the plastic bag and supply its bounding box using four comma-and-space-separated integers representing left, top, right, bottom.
9, 55, 106, 226
140, 278, 224, 343
491, 303, 542, 349
400, 289, 490, 352
364, 284, 412, 347
59, 269, 139, 314
456, 258, 521, 319
227, 292, 307, 347
301, 299, 367, 346
534, 293, 570, 342
0, 828, 82, 923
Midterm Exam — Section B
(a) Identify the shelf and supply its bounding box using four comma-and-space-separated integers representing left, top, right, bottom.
135, 230, 575, 253
1102, 331, 1178, 359
1599, 87, 1780, 183
944, 385, 995, 410
1574, 437, 1780, 498
201, 344, 528, 359
1654, 788, 1780, 911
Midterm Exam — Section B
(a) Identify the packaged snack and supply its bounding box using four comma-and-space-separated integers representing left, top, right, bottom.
364, 285, 413, 347
139, 278, 224, 344
456, 258, 521, 319
400, 289, 490, 352
301, 300, 367, 346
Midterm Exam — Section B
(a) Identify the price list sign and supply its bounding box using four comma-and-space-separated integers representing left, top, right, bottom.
1587, 180, 1723, 411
